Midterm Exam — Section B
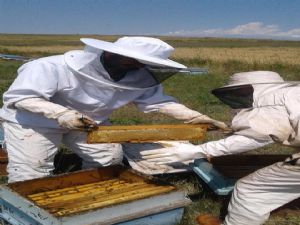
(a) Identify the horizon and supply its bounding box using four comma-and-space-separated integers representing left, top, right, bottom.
1, 33, 300, 43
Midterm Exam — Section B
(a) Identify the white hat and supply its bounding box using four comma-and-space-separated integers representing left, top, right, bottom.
80, 36, 186, 69
224, 71, 285, 87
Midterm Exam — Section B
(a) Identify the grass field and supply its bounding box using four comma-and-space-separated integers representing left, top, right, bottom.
0, 34, 300, 225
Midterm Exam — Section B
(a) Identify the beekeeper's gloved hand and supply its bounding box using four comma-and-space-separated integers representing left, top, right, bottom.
158, 103, 230, 131
185, 114, 229, 131
56, 110, 97, 130
140, 141, 207, 164
15, 98, 97, 130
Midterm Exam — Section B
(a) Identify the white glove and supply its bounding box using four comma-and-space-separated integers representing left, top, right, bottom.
158, 103, 229, 130
56, 110, 97, 130
185, 115, 229, 131
140, 141, 207, 165
15, 98, 97, 130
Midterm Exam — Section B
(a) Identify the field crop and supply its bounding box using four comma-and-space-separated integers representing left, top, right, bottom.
0, 34, 300, 225
174, 47, 300, 66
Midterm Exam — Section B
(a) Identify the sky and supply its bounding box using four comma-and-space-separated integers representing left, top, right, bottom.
0, 0, 300, 40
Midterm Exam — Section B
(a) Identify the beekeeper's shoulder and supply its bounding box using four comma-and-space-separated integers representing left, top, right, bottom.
17, 54, 64, 73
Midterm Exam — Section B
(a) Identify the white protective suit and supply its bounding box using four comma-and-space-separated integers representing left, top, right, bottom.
142, 71, 300, 225
0, 37, 227, 183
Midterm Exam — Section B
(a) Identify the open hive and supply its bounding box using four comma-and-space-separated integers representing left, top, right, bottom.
27, 176, 174, 216
1, 166, 189, 225
8, 167, 176, 217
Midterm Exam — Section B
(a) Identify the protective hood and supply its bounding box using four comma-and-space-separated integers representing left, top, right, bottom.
212, 84, 254, 109
64, 50, 167, 90
212, 71, 300, 109
223, 71, 300, 142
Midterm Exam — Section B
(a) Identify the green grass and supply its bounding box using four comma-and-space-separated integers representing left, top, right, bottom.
1, 34, 300, 224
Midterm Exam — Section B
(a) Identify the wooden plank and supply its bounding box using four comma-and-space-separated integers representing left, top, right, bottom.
210, 154, 289, 179
0, 148, 7, 162
0, 148, 8, 175
87, 124, 208, 143
8, 166, 124, 196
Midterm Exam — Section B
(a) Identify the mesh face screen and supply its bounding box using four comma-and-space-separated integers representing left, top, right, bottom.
212, 85, 254, 109
145, 66, 181, 84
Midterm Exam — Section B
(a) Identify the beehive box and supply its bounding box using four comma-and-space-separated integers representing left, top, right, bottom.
0, 166, 190, 225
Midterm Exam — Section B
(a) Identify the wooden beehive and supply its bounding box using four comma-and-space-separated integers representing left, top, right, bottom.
1, 166, 189, 225
87, 124, 208, 143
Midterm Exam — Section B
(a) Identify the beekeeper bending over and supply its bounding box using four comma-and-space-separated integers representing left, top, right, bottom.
0, 37, 227, 183
142, 71, 300, 225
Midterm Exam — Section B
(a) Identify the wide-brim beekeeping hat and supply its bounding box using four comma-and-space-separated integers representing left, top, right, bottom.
222, 71, 300, 87
80, 36, 186, 69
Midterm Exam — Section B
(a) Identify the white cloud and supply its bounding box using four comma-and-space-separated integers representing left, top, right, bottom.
167, 22, 300, 40
280, 28, 300, 38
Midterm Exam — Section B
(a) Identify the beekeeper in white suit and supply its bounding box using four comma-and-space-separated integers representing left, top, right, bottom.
142, 71, 300, 225
0, 36, 227, 183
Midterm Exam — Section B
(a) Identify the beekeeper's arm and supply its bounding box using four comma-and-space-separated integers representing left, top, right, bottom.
134, 86, 228, 130
4, 60, 96, 130
282, 89, 300, 146
14, 98, 96, 129
141, 135, 272, 164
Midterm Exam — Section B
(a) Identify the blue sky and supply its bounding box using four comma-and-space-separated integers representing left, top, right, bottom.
0, 0, 300, 40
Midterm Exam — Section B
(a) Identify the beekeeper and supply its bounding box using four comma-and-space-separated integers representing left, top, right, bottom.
142, 71, 300, 225
0, 36, 228, 183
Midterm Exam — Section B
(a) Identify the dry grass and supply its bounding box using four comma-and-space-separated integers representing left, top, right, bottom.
0, 45, 81, 55
173, 47, 300, 66
0, 34, 118, 56
3, 45, 300, 66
